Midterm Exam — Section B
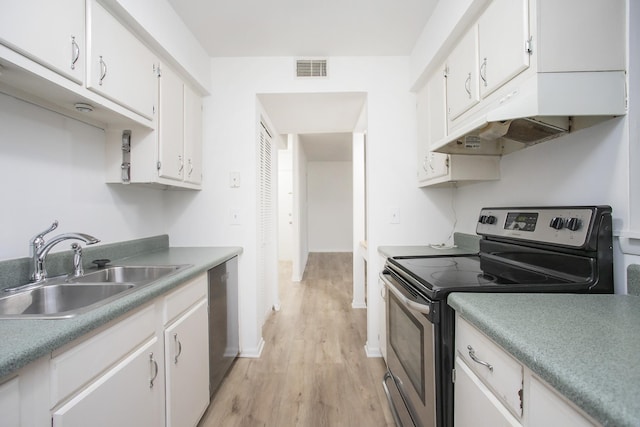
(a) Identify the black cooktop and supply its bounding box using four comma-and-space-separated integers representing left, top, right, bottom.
387, 255, 577, 300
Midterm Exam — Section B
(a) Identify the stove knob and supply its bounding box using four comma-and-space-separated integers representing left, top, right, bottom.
550, 217, 564, 230
485, 215, 497, 225
566, 217, 581, 231
478, 215, 487, 224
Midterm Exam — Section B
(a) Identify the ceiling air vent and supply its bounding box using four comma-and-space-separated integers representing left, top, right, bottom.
296, 59, 328, 78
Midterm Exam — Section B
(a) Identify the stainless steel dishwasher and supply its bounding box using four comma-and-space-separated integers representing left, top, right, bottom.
208, 256, 239, 398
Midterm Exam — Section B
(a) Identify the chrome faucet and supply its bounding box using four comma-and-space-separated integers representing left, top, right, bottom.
29, 220, 100, 283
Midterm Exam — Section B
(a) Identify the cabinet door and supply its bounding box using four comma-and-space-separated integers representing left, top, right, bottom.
184, 85, 203, 185
52, 337, 163, 427
427, 64, 447, 148
478, 0, 530, 98
454, 357, 520, 427
158, 65, 185, 181
416, 83, 430, 182
528, 376, 596, 427
0, 377, 20, 427
417, 81, 450, 184
424, 153, 449, 181
165, 299, 209, 427
87, 0, 157, 119
446, 26, 480, 120
0, 0, 85, 83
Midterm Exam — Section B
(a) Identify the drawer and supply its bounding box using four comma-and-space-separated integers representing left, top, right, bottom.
50, 304, 156, 407
163, 273, 207, 325
456, 316, 523, 417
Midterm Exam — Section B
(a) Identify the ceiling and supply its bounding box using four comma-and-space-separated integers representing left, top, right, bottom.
300, 133, 353, 161
167, 0, 437, 57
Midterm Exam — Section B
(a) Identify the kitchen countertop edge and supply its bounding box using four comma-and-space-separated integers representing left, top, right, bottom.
0, 246, 242, 379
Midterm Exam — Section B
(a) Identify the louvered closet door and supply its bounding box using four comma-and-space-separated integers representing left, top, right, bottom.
258, 122, 275, 319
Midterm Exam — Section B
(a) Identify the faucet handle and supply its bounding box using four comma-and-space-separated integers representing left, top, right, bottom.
31, 220, 59, 241
29, 220, 59, 254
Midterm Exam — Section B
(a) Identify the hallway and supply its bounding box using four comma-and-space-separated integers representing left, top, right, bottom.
199, 252, 394, 427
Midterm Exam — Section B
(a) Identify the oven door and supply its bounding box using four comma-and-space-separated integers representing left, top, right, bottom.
381, 270, 438, 427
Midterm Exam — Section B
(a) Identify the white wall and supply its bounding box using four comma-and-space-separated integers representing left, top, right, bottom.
293, 134, 309, 282
165, 56, 455, 356
277, 145, 293, 261
307, 161, 353, 252
0, 93, 168, 261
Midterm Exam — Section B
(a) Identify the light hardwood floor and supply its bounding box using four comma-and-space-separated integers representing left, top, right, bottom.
198, 252, 395, 427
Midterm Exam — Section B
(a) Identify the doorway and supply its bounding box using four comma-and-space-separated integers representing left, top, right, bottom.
258, 92, 367, 312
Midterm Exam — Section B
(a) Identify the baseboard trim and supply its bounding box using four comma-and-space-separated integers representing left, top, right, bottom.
239, 338, 265, 358
364, 343, 382, 358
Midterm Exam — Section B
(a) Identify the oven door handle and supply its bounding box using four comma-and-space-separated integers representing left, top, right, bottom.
380, 272, 431, 315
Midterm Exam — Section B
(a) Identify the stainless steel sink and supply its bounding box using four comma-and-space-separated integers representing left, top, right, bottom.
0, 264, 191, 319
73, 265, 185, 284
0, 283, 136, 319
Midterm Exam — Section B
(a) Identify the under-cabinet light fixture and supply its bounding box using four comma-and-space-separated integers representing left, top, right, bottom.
74, 102, 94, 113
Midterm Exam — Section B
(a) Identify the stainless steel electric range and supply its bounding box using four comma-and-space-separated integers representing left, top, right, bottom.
380, 206, 614, 427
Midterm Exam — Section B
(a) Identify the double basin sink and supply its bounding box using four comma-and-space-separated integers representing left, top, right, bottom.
0, 265, 191, 319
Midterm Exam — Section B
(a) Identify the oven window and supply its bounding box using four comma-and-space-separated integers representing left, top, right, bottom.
389, 293, 425, 401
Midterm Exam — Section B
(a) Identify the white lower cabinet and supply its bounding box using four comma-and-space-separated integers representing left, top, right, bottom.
454, 357, 520, 427
52, 337, 162, 427
0, 377, 20, 427
527, 376, 596, 427
164, 299, 209, 427
454, 314, 599, 427
7, 272, 213, 427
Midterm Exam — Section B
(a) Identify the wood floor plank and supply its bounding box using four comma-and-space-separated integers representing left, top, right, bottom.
198, 253, 395, 427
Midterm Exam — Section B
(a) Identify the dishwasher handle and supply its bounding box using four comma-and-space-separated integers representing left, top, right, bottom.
380, 271, 431, 315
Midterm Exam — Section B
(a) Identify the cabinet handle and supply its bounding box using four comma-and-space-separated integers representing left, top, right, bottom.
464, 72, 472, 98
99, 56, 107, 86
467, 345, 493, 372
149, 352, 159, 388
188, 159, 193, 176
178, 155, 184, 173
70, 36, 79, 70
480, 58, 487, 87
173, 333, 183, 364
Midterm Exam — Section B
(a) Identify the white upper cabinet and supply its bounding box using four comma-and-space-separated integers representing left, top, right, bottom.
477, 0, 530, 99
87, 0, 158, 120
158, 64, 185, 182
0, 0, 85, 83
184, 84, 203, 185
446, 27, 480, 120
157, 64, 204, 188
418, 63, 499, 188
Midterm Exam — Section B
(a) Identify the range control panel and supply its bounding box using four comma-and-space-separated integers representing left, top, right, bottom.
476, 207, 597, 247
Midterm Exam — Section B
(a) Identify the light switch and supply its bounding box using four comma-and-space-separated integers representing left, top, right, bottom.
230, 172, 241, 188
230, 209, 241, 225
390, 207, 400, 224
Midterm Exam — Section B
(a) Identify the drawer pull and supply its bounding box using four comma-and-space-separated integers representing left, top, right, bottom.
174, 333, 183, 364
467, 345, 493, 372
149, 352, 159, 388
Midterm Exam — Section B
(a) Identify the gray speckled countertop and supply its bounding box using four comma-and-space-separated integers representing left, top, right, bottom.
0, 246, 241, 379
448, 293, 640, 427
378, 232, 480, 258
